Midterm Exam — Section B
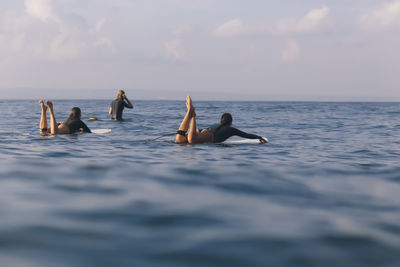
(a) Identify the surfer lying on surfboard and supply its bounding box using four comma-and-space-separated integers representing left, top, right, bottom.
176, 96, 267, 144
39, 100, 91, 134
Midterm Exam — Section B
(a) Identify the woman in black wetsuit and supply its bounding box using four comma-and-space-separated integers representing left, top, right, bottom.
176, 96, 266, 144
109, 90, 134, 120
39, 100, 91, 135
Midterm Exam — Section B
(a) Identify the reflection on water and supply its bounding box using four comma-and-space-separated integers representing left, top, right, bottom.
0, 100, 400, 267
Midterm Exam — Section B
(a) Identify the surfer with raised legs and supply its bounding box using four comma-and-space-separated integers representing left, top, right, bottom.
175, 96, 266, 144
39, 100, 91, 134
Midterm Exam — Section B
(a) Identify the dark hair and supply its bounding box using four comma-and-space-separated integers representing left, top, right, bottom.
69, 107, 81, 119
217, 113, 232, 130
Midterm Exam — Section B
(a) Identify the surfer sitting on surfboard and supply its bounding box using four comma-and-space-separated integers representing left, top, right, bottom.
109, 90, 133, 121
176, 96, 267, 144
39, 100, 91, 134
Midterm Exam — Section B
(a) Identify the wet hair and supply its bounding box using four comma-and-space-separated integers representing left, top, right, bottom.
116, 90, 125, 100
69, 107, 81, 119
217, 113, 233, 130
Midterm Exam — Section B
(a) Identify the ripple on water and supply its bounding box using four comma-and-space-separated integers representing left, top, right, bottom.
1, 100, 400, 267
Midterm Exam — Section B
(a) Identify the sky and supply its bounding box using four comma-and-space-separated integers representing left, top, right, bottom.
0, 0, 399, 100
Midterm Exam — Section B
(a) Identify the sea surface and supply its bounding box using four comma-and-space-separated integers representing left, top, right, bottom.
0, 100, 400, 267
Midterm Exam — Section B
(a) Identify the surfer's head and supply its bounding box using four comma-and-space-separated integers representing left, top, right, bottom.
69, 107, 81, 119
220, 113, 232, 127
117, 90, 125, 100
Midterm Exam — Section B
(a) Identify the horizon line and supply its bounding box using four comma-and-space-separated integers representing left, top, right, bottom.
1, 98, 400, 103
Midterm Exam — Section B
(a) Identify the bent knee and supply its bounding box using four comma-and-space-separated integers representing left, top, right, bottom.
176, 135, 187, 143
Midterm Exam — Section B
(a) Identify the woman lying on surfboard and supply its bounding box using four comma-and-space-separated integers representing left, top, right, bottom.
176, 96, 267, 144
39, 100, 91, 134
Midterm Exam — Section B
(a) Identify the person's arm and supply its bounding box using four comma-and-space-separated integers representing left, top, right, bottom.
232, 127, 266, 143
81, 121, 91, 133
109, 106, 112, 115
123, 96, 134, 109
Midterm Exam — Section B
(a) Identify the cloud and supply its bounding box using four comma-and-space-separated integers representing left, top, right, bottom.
0, 0, 115, 62
214, 6, 330, 38
213, 19, 245, 38
95, 18, 106, 33
273, 6, 330, 35
359, 0, 400, 31
296, 5, 330, 33
167, 0, 216, 10
281, 39, 300, 62
0, 10, 40, 63
94, 37, 116, 53
25, 0, 57, 22
164, 24, 192, 60
172, 24, 192, 36
165, 39, 186, 60
48, 32, 83, 61
212, 6, 327, 64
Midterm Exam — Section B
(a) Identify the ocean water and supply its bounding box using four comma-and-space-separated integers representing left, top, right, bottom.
0, 100, 400, 267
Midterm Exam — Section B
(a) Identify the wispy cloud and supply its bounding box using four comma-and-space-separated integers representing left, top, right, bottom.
25, 0, 56, 22
94, 18, 106, 33
1, 0, 115, 62
213, 6, 328, 63
172, 23, 192, 36
213, 6, 330, 38
281, 39, 300, 62
273, 6, 330, 35
165, 39, 185, 60
165, 24, 192, 60
359, 0, 400, 31
213, 19, 245, 38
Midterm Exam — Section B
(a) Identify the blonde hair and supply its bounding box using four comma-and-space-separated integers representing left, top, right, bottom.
116, 90, 125, 100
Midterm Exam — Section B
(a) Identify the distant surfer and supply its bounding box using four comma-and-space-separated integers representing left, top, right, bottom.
39, 100, 91, 134
176, 96, 267, 144
109, 90, 134, 120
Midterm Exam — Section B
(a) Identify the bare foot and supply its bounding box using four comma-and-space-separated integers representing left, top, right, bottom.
46, 100, 53, 110
186, 96, 192, 111
39, 100, 47, 111
186, 96, 196, 118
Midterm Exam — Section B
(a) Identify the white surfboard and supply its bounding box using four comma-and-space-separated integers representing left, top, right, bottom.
91, 129, 112, 134
223, 137, 268, 144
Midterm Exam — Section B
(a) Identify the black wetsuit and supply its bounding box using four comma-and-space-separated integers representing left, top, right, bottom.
63, 117, 91, 133
110, 99, 130, 120
212, 125, 260, 143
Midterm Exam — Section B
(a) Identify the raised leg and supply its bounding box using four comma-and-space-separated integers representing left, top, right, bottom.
187, 112, 213, 144
180, 96, 194, 131
47, 100, 58, 135
39, 100, 48, 133
175, 96, 194, 143
187, 111, 198, 144
186, 97, 213, 144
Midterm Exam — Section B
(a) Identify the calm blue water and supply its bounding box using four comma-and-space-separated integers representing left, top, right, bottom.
1, 100, 400, 267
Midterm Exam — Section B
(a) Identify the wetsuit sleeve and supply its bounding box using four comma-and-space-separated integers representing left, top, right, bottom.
81, 121, 91, 133
123, 100, 130, 107
231, 127, 260, 139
